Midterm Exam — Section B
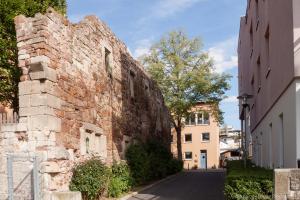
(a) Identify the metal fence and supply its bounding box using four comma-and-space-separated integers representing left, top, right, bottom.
6, 154, 39, 200
0, 112, 19, 125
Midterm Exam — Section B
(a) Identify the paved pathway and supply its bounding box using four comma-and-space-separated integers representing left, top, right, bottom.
128, 170, 225, 200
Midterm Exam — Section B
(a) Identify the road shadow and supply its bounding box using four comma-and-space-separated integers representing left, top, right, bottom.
129, 170, 225, 200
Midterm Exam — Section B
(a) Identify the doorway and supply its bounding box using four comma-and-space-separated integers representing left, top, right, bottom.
200, 150, 207, 169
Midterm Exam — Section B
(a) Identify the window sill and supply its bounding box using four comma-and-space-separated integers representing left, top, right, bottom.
184, 159, 193, 161
184, 141, 192, 144
201, 141, 210, 143
185, 124, 210, 127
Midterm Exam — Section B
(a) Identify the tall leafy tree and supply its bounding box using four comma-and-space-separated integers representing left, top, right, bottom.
0, 0, 66, 110
142, 30, 231, 160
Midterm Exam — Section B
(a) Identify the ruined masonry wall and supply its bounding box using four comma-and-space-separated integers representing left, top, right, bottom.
0, 8, 171, 199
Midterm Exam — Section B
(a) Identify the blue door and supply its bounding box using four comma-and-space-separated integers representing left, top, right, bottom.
200, 150, 207, 169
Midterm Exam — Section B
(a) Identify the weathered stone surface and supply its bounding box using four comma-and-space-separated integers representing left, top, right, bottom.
274, 169, 300, 200
0, 7, 171, 199
51, 191, 82, 200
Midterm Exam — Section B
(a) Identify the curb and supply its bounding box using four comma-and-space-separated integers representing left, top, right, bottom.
118, 172, 182, 200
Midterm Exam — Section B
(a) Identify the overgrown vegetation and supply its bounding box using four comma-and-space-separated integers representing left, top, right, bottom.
70, 140, 183, 199
0, 0, 66, 110
126, 140, 183, 185
69, 159, 110, 200
108, 162, 133, 198
225, 160, 273, 200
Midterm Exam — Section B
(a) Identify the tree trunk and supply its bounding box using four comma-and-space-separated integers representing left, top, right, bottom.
176, 125, 182, 160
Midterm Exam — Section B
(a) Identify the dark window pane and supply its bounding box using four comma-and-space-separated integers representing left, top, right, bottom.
185, 134, 192, 142
202, 133, 210, 141
190, 113, 195, 125
185, 152, 192, 159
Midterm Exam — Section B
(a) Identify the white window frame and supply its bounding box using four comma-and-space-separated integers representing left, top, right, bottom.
197, 111, 210, 125
184, 152, 193, 160
202, 132, 210, 142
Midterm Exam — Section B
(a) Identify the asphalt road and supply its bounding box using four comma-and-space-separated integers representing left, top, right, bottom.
128, 170, 225, 200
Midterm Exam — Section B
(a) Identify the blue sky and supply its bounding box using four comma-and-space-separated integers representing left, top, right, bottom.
67, 0, 247, 129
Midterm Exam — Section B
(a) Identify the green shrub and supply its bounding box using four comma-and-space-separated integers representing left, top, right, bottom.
224, 160, 273, 200
69, 158, 110, 200
125, 144, 150, 184
145, 140, 173, 180
108, 162, 133, 198
125, 140, 182, 185
167, 159, 183, 174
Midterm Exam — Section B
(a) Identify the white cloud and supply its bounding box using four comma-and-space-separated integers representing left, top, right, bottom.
222, 96, 238, 103
139, 0, 205, 23
133, 39, 153, 58
154, 0, 204, 18
208, 37, 238, 73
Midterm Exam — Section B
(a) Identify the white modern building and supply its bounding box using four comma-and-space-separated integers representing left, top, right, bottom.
238, 0, 300, 168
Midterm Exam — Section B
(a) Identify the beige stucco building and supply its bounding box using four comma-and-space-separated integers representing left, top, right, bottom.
238, 0, 300, 168
171, 103, 220, 169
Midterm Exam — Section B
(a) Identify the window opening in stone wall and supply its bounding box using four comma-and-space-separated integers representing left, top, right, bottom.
85, 137, 90, 154
95, 133, 101, 154
129, 70, 135, 99
105, 48, 112, 78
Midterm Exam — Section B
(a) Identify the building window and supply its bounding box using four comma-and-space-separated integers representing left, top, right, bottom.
185, 134, 192, 142
105, 48, 112, 78
250, 22, 253, 57
185, 113, 196, 125
197, 111, 210, 125
202, 133, 210, 142
257, 56, 261, 93
265, 25, 270, 78
255, 0, 259, 22
129, 70, 135, 98
185, 152, 192, 160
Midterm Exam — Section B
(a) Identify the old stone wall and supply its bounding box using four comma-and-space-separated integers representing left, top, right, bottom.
274, 169, 300, 200
0, 7, 170, 199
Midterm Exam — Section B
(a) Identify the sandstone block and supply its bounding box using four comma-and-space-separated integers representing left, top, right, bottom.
48, 147, 70, 160
19, 106, 55, 117
40, 162, 61, 173
29, 61, 57, 82
29, 115, 61, 132
274, 169, 291, 195
0, 124, 17, 132
19, 95, 30, 108
30, 94, 46, 106
16, 123, 28, 132
51, 192, 82, 200
19, 81, 32, 95
30, 55, 50, 64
